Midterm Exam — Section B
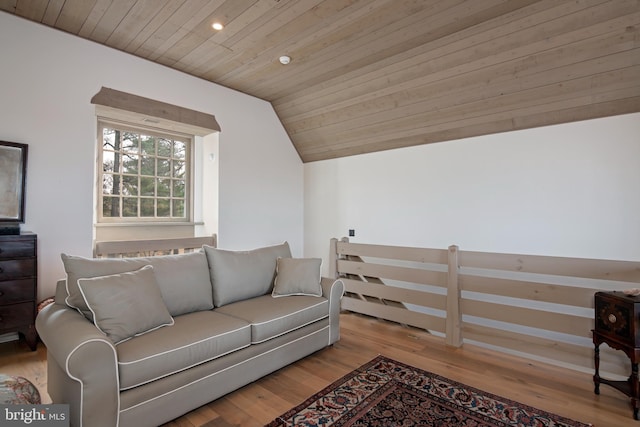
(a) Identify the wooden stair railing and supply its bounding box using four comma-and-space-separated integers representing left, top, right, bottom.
94, 234, 217, 258
330, 237, 640, 378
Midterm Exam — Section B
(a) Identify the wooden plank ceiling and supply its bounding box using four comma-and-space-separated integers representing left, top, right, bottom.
1, 0, 639, 162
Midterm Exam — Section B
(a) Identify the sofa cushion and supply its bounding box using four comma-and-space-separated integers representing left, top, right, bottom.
116, 310, 251, 390
203, 242, 292, 307
215, 294, 329, 344
62, 251, 213, 319
77, 265, 174, 344
272, 257, 323, 297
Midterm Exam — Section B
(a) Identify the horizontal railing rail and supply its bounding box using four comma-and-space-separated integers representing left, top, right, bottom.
94, 234, 217, 258
330, 237, 640, 377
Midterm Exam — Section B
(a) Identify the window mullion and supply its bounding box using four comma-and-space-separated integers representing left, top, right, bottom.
98, 120, 191, 223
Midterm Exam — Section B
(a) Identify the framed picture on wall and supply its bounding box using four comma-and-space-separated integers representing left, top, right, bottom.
0, 141, 28, 223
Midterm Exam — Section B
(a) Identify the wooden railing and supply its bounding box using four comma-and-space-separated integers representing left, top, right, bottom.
330, 237, 640, 377
94, 235, 217, 258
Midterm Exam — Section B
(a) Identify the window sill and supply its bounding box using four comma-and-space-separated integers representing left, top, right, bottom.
95, 221, 204, 228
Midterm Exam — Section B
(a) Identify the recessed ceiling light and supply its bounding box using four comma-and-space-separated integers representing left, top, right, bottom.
279, 55, 291, 65
212, 22, 224, 31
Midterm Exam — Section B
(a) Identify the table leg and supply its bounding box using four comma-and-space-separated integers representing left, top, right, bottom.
632, 363, 640, 420
594, 343, 600, 395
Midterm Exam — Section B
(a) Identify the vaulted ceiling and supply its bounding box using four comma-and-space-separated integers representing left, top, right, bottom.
1, 0, 639, 162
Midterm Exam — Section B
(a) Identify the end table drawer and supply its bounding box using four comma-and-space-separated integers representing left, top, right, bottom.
595, 291, 640, 346
0, 302, 34, 329
0, 279, 35, 305
0, 259, 36, 280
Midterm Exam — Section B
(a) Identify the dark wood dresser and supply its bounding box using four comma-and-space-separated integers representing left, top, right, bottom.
593, 290, 640, 420
0, 232, 37, 350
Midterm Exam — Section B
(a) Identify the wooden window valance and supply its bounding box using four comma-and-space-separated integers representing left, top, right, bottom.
91, 87, 220, 136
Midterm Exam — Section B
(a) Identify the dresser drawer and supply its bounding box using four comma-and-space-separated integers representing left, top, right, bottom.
0, 240, 35, 259
0, 279, 35, 305
0, 302, 34, 329
0, 233, 37, 350
0, 259, 35, 280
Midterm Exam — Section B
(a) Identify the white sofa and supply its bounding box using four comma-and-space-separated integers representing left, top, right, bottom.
36, 242, 344, 427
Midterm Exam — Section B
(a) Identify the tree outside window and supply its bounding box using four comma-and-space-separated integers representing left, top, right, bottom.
99, 122, 190, 222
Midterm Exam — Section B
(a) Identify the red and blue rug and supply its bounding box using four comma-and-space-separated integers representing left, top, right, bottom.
266, 355, 591, 427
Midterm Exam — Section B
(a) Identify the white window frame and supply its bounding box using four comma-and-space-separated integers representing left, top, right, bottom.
96, 119, 194, 224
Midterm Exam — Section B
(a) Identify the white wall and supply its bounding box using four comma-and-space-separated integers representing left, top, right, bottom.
305, 113, 640, 275
0, 14, 303, 300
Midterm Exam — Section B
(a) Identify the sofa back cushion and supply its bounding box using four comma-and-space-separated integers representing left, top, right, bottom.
142, 252, 213, 316
203, 242, 291, 307
62, 251, 213, 319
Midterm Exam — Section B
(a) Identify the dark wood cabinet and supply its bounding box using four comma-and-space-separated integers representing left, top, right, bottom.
0, 232, 37, 350
593, 290, 640, 420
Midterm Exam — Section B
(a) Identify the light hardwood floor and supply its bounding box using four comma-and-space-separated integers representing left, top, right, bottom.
0, 312, 635, 426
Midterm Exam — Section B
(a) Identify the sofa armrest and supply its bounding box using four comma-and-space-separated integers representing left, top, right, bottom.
36, 301, 119, 427
321, 277, 344, 345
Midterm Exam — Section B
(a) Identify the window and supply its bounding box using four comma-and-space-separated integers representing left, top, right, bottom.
98, 121, 192, 223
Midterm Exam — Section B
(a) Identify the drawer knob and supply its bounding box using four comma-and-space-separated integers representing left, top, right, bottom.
608, 314, 617, 324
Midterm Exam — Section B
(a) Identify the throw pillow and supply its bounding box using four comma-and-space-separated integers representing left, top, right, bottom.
272, 257, 323, 297
203, 242, 292, 307
77, 265, 174, 344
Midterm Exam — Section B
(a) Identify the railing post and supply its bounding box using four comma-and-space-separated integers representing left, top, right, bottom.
329, 238, 339, 279
446, 245, 463, 347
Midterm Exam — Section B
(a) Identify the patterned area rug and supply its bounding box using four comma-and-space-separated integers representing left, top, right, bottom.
266, 355, 591, 427
0, 374, 41, 404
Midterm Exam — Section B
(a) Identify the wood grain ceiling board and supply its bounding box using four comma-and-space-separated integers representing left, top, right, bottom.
1, 0, 638, 162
